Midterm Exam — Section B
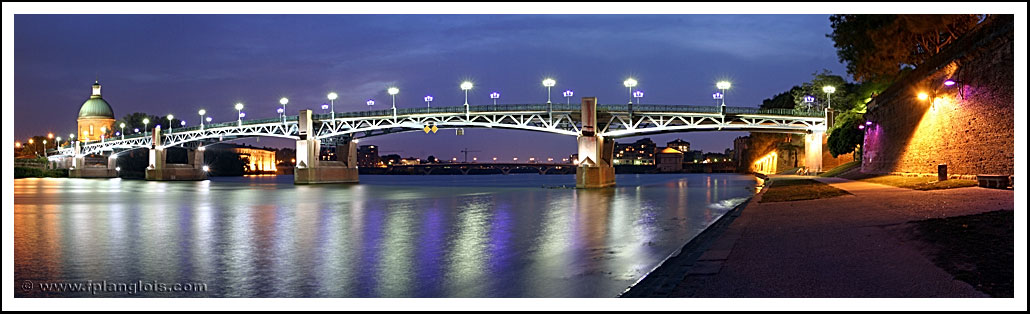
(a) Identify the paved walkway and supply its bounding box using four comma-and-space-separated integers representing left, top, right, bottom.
662, 175, 1013, 297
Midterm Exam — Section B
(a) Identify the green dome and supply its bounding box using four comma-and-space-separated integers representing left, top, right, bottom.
78, 96, 115, 118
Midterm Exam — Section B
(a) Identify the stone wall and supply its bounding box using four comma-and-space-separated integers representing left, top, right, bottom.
862, 15, 1014, 176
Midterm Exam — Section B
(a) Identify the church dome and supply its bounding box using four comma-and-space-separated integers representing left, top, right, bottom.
78, 81, 115, 119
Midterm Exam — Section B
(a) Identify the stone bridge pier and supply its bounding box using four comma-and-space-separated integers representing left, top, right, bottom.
294, 109, 359, 184
68, 141, 118, 178
576, 97, 616, 188
145, 126, 207, 181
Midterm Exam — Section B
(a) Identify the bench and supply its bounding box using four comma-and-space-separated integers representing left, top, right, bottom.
976, 174, 1010, 189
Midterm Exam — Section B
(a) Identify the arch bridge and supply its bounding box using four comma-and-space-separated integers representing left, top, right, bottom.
49, 98, 829, 187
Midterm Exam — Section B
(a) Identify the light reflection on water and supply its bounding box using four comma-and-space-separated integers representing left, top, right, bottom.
14, 174, 758, 297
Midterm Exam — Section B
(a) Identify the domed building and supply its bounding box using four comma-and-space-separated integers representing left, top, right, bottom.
77, 81, 116, 142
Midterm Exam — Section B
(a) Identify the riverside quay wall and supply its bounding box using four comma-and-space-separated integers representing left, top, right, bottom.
862, 15, 1014, 177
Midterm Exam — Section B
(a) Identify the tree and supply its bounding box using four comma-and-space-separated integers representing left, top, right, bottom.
117, 112, 185, 134
790, 69, 856, 112
828, 14, 983, 82
426, 155, 438, 164
827, 105, 867, 158
758, 86, 802, 110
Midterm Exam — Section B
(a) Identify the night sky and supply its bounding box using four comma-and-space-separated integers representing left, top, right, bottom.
15, 14, 847, 160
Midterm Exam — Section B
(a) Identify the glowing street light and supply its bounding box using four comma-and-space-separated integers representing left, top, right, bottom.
205, 117, 212, 123
321, 103, 329, 114
56, 137, 62, 148
623, 78, 638, 104
716, 81, 731, 107
142, 118, 150, 133
119, 123, 126, 140
366, 99, 375, 108
823, 85, 836, 110
803, 95, 815, 110
542, 78, 556, 104
42, 139, 47, 157
166, 114, 175, 134
490, 92, 500, 105
277, 107, 285, 123
424, 95, 433, 108
327, 92, 338, 121
279, 97, 289, 123
917, 92, 929, 101
563, 90, 574, 105
460, 81, 473, 106
100, 126, 107, 142
235, 103, 244, 126
198, 109, 207, 129
633, 90, 644, 104
387, 87, 399, 117
180, 121, 186, 127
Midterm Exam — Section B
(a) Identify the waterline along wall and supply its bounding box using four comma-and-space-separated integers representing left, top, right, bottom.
862, 15, 1014, 177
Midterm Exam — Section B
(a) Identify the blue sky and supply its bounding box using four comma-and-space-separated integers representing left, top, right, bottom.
15, 14, 848, 159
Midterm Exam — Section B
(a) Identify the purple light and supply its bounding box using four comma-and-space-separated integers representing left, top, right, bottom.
239, 112, 246, 118
858, 125, 865, 130
277, 108, 284, 114
134, 128, 139, 133
424, 95, 433, 102
712, 92, 723, 100
115, 131, 121, 136
490, 92, 500, 99
321, 103, 329, 110
366, 99, 375, 106
943, 79, 956, 86
803, 95, 815, 103
633, 90, 644, 98
563, 90, 573, 97
865, 121, 872, 126
181, 121, 186, 126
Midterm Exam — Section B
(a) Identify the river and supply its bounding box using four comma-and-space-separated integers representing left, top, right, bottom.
14, 173, 758, 297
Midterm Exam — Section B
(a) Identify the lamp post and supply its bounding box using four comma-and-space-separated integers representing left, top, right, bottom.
623, 78, 637, 104
803, 95, 815, 110
712, 92, 723, 106
563, 90, 574, 105
366, 99, 375, 108
69, 134, 75, 144
277, 107, 285, 123
424, 95, 433, 108
166, 114, 174, 134
490, 92, 500, 105
822, 86, 836, 111
180, 121, 186, 128
542, 78, 556, 104
235, 103, 244, 126
120, 123, 125, 140
327, 92, 338, 122
461, 81, 473, 114
633, 90, 644, 104
716, 81, 731, 107
56, 137, 62, 149
143, 118, 150, 134
100, 126, 107, 142
279, 97, 289, 123
388, 87, 399, 117
198, 109, 207, 129
42, 139, 47, 157
321, 103, 329, 114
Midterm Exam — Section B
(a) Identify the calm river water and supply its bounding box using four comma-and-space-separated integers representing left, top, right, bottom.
14, 173, 758, 297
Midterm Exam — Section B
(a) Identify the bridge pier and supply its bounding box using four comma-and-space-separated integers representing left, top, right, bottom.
68, 141, 117, 178
145, 126, 207, 181
294, 110, 359, 184
804, 131, 824, 174
575, 97, 616, 188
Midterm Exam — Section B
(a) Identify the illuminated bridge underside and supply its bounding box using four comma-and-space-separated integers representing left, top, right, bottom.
53, 103, 825, 158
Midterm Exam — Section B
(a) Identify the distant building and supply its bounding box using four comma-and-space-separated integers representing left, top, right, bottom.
703, 152, 730, 163
656, 147, 684, 172
77, 81, 116, 142
357, 145, 380, 168
667, 139, 690, 155
614, 138, 656, 166
733, 136, 750, 169
684, 150, 704, 163
212, 143, 277, 173
399, 157, 420, 165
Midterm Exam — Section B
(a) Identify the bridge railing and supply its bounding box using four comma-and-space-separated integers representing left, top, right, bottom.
597, 104, 823, 117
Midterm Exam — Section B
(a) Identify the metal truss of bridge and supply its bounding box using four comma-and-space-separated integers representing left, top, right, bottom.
49, 98, 831, 187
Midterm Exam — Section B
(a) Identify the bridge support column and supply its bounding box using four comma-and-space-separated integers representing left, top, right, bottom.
575, 96, 615, 188
804, 131, 824, 174
68, 139, 117, 179
145, 127, 207, 181
294, 109, 358, 184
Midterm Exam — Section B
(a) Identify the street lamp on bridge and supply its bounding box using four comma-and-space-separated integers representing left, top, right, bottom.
388, 87, 399, 117
143, 118, 150, 134
424, 95, 433, 108
366, 99, 375, 108
490, 91, 500, 105
235, 103, 244, 126
327, 92, 338, 122
198, 109, 207, 129
542, 78, 556, 104
461, 81, 473, 114
120, 123, 125, 140
822, 85, 836, 111
279, 97, 289, 123
277, 107, 285, 123
623, 78, 638, 104
166, 114, 175, 134
716, 81, 731, 107
563, 90, 574, 105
